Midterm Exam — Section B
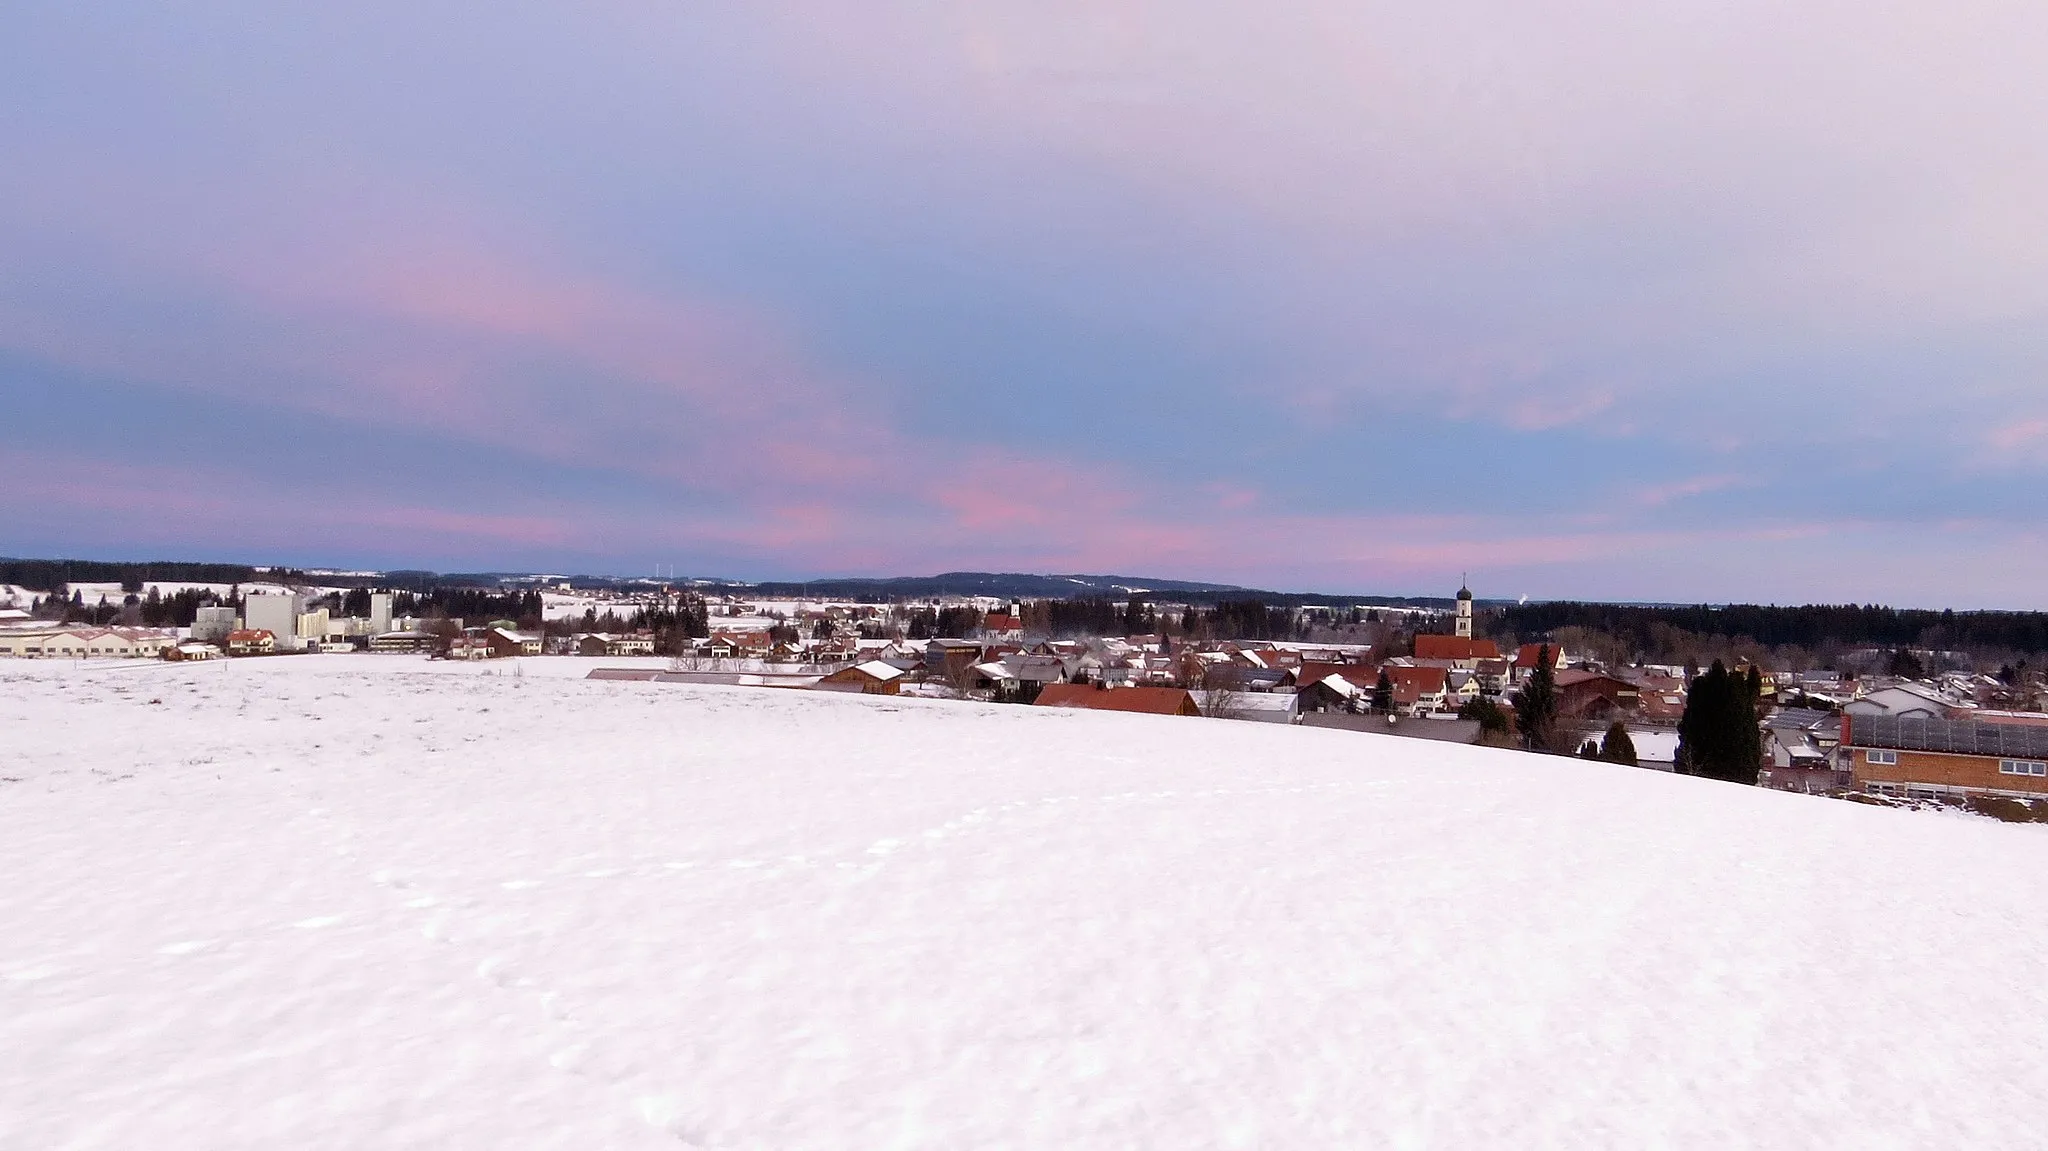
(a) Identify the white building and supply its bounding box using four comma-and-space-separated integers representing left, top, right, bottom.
243, 592, 307, 652
191, 604, 239, 644
370, 592, 394, 635
0, 627, 178, 659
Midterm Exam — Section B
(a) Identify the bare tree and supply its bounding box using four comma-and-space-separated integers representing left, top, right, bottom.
1198, 665, 1253, 720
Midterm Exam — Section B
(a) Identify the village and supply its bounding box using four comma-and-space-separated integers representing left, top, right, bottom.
6, 576, 2044, 814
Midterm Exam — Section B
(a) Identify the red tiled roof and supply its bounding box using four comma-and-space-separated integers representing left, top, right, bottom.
1414, 635, 1503, 661
1034, 684, 1199, 716
1296, 662, 1379, 691
1385, 665, 1449, 704
1515, 643, 1566, 669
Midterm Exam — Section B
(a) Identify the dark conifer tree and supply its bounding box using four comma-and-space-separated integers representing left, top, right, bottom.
1373, 670, 1394, 715
1599, 722, 1638, 765
1676, 660, 1762, 784
1513, 646, 1560, 752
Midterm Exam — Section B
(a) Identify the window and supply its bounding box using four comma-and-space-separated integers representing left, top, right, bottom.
1866, 749, 1898, 766
1998, 760, 2047, 776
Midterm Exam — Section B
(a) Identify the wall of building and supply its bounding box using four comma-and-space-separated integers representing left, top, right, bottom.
243, 594, 305, 650
1853, 747, 2048, 797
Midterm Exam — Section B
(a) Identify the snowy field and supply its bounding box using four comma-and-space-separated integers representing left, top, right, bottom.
4, 657, 2047, 1149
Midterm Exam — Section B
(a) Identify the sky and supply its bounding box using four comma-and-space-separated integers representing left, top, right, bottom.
4, 3, 2047, 608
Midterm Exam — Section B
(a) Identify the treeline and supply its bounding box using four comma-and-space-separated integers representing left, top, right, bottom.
1, 558, 275, 593
1020, 598, 1161, 639
1495, 601, 2048, 657
49, 586, 238, 628
1183, 599, 1303, 642
402, 588, 548, 627
883, 597, 1314, 642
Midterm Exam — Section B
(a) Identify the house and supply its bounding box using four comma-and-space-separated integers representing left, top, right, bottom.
704, 631, 773, 659
1637, 687, 1689, 724
1002, 653, 1070, 687
167, 643, 219, 661
446, 632, 494, 660
486, 629, 544, 658
925, 638, 984, 679
963, 661, 1020, 696
1033, 683, 1202, 717
607, 633, 657, 656
819, 660, 905, 695
1843, 683, 1953, 722
1296, 675, 1361, 714
226, 629, 276, 656
1513, 643, 1570, 681
1383, 665, 1450, 715
1293, 662, 1370, 692
1412, 635, 1503, 667
1844, 713, 2048, 800
1444, 669, 1484, 707
1552, 671, 1641, 720
1760, 708, 1849, 793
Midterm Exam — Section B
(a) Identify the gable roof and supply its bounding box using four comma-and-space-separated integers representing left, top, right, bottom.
1515, 643, 1567, 669
1034, 684, 1200, 716
1384, 664, 1449, 703
1413, 635, 1503, 661
1295, 662, 1379, 691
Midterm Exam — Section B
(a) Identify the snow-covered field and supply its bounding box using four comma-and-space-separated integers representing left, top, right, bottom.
4, 657, 2046, 1149
24, 581, 315, 603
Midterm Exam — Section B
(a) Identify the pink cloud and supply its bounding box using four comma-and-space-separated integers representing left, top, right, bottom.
1989, 418, 2048, 453
0, 451, 588, 555
1633, 473, 1746, 508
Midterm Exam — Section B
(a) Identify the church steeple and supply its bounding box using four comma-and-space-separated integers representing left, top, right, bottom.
1455, 574, 1474, 638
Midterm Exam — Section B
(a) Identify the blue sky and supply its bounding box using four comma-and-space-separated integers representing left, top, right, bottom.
4, 3, 2047, 606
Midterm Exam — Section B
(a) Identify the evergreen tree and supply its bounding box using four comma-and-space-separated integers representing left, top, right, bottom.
1579, 740, 1602, 760
1372, 669, 1394, 715
1676, 660, 1762, 784
1599, 722, 1637, 765
1513, 645, 1560, 752
1459, 695, 1511, 738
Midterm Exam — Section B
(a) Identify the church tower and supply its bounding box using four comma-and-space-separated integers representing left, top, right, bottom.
1455, 577, 1474, 639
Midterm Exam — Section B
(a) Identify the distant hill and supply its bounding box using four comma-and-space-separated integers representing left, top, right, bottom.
0, 557, 1458, 607
688, 572, 1457, 607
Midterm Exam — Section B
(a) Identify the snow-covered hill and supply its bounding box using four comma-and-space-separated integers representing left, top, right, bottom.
3, 658, 2044, 1149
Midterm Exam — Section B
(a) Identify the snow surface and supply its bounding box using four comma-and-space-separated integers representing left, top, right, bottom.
5, 656, 2047, 1149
